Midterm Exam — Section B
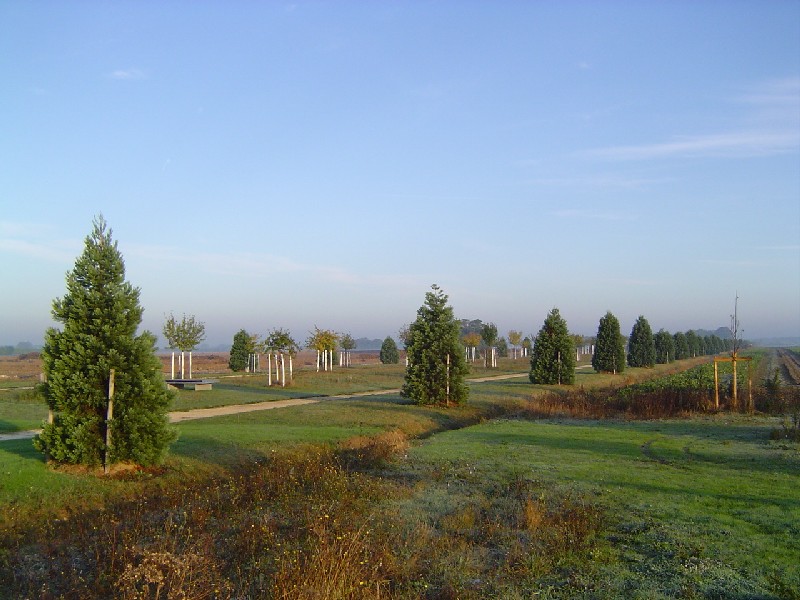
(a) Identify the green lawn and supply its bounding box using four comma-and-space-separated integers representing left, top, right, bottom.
401, 415, 800, 598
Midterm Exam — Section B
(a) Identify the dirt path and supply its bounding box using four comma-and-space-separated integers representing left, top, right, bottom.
0, 373, 531, 442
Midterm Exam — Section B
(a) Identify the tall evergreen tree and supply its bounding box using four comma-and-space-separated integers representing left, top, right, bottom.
592, 311, 626, 374
685, 330, 701, 357
654, 329, 675, 363
379, 336, 399, 364
627, 315, 656, 368
673, 332, 690, 360
34, 216, 176, 466
229, 329, 253, 371
529, 308, 576, 384
401, 285, 469, 406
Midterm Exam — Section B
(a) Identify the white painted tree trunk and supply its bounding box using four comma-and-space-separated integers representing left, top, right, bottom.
316, 350, 321, 372
281, 353, 286, 387
189, 351, 193, 379
289, 354, 293, 381
267, 352, 272, 386
171, 352, 175, 379
180, 351, 185, 379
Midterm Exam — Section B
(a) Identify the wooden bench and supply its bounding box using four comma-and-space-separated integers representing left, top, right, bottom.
165, 379, 217, 391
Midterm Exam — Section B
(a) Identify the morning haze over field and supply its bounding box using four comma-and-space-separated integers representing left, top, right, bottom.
1, 2, 798, 347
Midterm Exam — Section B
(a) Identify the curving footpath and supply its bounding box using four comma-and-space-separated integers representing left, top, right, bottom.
0, 373, 530, 442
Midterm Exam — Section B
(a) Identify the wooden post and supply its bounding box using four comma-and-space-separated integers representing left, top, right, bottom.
446, 353, 450, 407
559, 350, 565, 385
104, 368, 115, 475
714, 359, 720, 409
732, 353, 738, 411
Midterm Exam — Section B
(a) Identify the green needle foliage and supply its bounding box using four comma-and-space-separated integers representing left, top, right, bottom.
229, 329, 254, 372
654, 328, 675, 364
401, 285, 469, 406
592, 311, 626, 374
34, 216, 176, 466
379, 336, 399, 364
529, 307, 576, 384
627, 315, 656, 368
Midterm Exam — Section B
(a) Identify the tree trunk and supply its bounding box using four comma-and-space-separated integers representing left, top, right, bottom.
171, 351, 175, 379
281, 353, 286, 387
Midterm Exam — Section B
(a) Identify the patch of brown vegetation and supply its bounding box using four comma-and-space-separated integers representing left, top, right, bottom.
49, 462, 167, 480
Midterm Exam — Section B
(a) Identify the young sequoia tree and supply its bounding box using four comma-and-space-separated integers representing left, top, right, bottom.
379, 336, 399, 364
529, 307, 576, 385
592, 311, 626, 374
34, 216, 176, 467
627, 315, 656, 368
229, 329, 254, 372
401, 285, 469, 406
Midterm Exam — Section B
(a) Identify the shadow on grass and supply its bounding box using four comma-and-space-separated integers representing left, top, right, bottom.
212, 383, 317, 399
168, 433, 267, 468
601, 474, 800, 513
0, 419, 20, 434
0, 437, 46, 465
460, 419, 800, 478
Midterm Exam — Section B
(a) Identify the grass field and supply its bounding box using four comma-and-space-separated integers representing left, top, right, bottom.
1, 353, 798, 598
400, 415, 799, 597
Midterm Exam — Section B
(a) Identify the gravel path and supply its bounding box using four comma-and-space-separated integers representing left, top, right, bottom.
0, 373, 531, 442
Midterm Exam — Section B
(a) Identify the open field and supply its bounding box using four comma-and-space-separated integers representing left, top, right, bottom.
1, 351, 798, 598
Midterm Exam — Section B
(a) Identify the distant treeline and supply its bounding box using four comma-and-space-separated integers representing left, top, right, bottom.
0, 342, 39, 356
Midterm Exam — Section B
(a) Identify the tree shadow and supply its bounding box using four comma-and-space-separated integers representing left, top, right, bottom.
0, 435, 46, 465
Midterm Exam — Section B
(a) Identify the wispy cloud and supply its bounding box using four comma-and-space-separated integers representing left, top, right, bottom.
552, 209, 636, 221
585, 77, 800, 161
0, 222, 80, 262
0, 238, 79, 263
737, 77, 800, 114
109, 68, 146, 81
125, 243, 419, 290
756, 244, 800, 252
584, 130, 799, 160
526, 174, 669, 190
699, 258, 763, 267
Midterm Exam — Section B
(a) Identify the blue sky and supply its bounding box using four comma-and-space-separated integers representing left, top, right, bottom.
1, 1, 799, 347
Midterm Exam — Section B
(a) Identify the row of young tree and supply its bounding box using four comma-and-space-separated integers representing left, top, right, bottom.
529, 309, 737, 384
